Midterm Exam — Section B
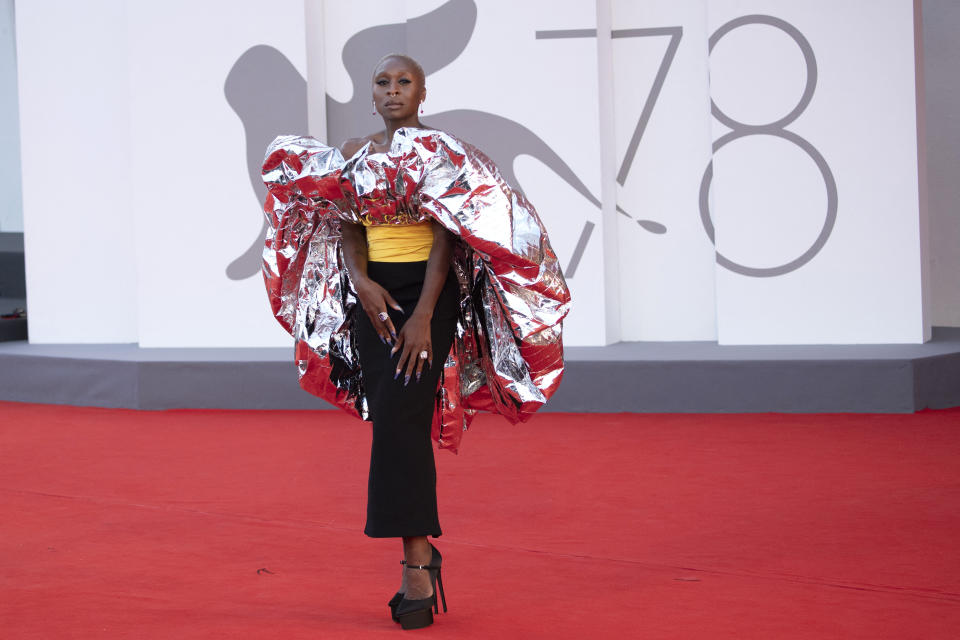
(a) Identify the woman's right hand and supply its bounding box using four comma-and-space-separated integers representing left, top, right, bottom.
355, 277, 403, 345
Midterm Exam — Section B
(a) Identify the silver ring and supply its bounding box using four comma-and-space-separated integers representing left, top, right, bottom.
377, 311, 389, 322
419, 350, 429, 360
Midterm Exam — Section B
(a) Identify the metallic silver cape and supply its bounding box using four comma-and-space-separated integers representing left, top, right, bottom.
261, 127, 571, 453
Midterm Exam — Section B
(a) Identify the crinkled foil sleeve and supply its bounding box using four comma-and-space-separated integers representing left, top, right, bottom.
262, 136, 338, 332
406, 130, 572, 422
261, 135, 365, 418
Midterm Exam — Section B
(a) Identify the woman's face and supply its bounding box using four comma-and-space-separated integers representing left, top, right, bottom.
372, 57, 425, 121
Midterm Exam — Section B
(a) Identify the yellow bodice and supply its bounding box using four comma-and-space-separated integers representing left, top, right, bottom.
363, 221, 434, 262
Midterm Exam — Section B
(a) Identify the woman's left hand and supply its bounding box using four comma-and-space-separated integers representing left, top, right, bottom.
391, 310, 432, 386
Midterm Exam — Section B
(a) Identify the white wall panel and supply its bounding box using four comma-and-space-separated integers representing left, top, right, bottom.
128, 0, 306, 347
497, 2, 606, 346
17, 0, 138, 342
612, 0, 717, 341
706, 0, 928, 344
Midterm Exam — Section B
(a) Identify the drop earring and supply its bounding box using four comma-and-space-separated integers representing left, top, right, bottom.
372, 100, 377, 115
419, 101, 424, 115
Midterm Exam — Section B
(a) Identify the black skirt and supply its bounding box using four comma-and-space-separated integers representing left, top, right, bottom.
354, 261, 459, 538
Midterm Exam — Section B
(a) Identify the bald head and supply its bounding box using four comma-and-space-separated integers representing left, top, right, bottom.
373, 53, 426, 87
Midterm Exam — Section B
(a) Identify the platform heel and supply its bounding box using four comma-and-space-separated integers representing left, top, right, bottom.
395, 543, 446, 629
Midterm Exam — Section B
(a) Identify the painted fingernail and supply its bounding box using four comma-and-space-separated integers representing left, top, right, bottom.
416, 372, 421, 383
379, 335, 386, 344
404, 374, 410, 386
390, 330, 397, 339
394, 369, 400, 379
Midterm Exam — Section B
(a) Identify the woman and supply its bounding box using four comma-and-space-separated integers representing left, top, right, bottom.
261, 53, 570, 629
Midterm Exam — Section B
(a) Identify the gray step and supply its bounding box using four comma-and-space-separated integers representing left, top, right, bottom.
0, 232, 25, 299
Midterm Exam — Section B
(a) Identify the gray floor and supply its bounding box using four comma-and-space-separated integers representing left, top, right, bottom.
1, 328, 959, 413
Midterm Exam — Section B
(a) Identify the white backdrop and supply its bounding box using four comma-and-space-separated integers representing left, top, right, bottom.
16, 0, 931, 347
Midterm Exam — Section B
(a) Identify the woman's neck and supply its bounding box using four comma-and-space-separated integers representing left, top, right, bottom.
381, 117, 422, 146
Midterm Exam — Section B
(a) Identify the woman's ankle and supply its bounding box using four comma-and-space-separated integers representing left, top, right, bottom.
403, 566, 434, 600
402, 536, 431, 567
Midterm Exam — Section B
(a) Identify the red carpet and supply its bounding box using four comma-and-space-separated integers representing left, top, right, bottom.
1, 401, 958, 638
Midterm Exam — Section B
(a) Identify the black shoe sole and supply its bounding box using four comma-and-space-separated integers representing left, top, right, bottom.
398, 607, 434, 630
